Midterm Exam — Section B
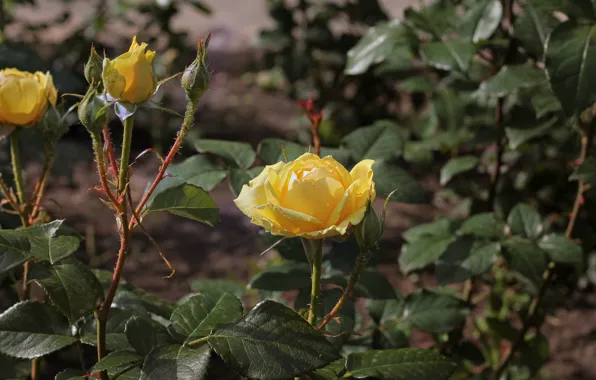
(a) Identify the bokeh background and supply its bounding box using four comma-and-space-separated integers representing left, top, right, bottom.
2, 1, 596, 378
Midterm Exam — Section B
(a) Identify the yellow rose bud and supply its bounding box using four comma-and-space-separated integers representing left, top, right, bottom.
102, 36, 157, 104
234, 153, 376, 239
0, 68, 58, 127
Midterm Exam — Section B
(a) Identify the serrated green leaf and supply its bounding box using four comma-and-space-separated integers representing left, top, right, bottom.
458, 212, 505, 239
478, 65, 546, 96
147, 156, 227, 210
420, 37, 476, 72
208, 300, 340, 380
341, 123, 403, 162
403, 218, 453, 243
538, 233, 583, 264
529, 83, 563, 117
353, 269, 397, 300
309, 359, 346, 380
507, 203, 543, 238
399, 236, 455, 274
258, 139, 308, 164
229, 166, 264, 197
570, 156, 596, 186
436, 239, 500, 285
81, 308, 143, 352
168, 293, 243, 344
189, 279, 245, 299
372, 162, 428, 203
503, 237, 548, 289
514, 2, 560, 57
140, 344, 210, 380
346, 348, 456, 379
91, 350, 142, 373
345, 20, 411, 75
28, 259, 103, 323
545, 21, 596, 117
125, 316, 166, 357
25, 220, 80, 264
248, 262, 311, 291
461, 0, 503, 42
404, 5, 456, 38
145, 184, 219, 226
400, 290, 470, 333
505, 117, 558, 150
0, 229, 31, 274
194, 139, 256, 169
54, 369, 84, 380
0, 301, 77, 359
440, 156, 478, 185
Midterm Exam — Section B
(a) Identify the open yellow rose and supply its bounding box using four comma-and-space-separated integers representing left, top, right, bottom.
234, 153, 376, 239
102, 36, 157, 104
0, 68, 57, 126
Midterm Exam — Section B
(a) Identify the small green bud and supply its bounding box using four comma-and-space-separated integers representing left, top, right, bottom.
354, 201, 382, 251
84, 45, 103, 87
78, 85, 108, 135
181, 35, 211, 103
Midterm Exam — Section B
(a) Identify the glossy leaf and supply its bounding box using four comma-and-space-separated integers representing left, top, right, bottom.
91, 350, 142, 373
0, 301, 77, 359
372, 162, 428, 202
168, 293, 243, 344
125, 316, 166, 357
458, 213, 505, 239
54, 369, 84, 380
346, 348, 456, 379
145, 184, 219, 226
440, 156, 478, 185
538, 233, 583, 264
400, 290, 470, 333
258, 139, 308, 164
514, 2, 559, 57
505, 117, 558, 150
194, 139, 256, 169
345, 20, 410, 75
0, 229, 31, 274
189, 279, 245, 299
507, 203, 543, 239
436, 240, 500, 285
248, 262, 311, 291
503, 237, 548, 289
309, 359, 346, 380
403, 218, 453, 243
399, 235, 455, 273
25, 220, 80, 264
478, 65, 546, 97
461, 0, 503, 42
420, 37, 476, 72
341, 123, 403, 162
208, 300, 340, 380
140, 344, 210, 380
28, 259, 104, 323
545, 21, 596, 117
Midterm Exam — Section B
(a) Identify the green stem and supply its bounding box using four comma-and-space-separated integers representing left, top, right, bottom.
303, 239, 323, 325
118, 117, 134, 194
10, 130, 25, 205
317, 247, 368, 330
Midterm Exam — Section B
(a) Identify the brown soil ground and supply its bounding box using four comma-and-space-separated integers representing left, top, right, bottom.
8, 1, 596, 379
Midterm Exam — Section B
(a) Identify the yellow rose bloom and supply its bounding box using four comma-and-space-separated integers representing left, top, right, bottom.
102, 36, 157, 104
0, 68, 57, 126
234, 153, 376, 239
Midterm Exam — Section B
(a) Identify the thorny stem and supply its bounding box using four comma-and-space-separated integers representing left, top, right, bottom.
103, 125, 119, 180
95, 118, 134, 380
90, 131, 121, 210
317, 248, 369, 331
29, 143, 56, 222
129, 99, 198, 230
311, 115, 322, 156
494, 111, 595, 378
0, 174, 27, 226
